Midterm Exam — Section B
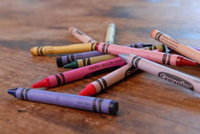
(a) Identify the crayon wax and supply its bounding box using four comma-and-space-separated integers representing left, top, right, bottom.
151, 30, 200, 64
119, 54, 200, 93
94, 42, 197, 67
8, 87, 118, 115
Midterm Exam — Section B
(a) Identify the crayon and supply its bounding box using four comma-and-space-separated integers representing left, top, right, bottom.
8, 87, 118, 115
94, 42, 197, 67
32, 57, 126, 88
56, 43, 153, 67
119, 54, 200, 93
79, 65, 139, 96
64, 55, 116, 68
105, 23, 116, 44
30, 43, 96, 56
56, 51, 104, 67
151, 30, 200, 64
69, 27, 96, 43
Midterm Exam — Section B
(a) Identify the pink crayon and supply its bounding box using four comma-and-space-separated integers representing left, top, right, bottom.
32, 57, 126, 88
94, 42, 197, 67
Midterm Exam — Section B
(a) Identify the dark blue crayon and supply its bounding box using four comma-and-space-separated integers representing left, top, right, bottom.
7, 87, 118, 115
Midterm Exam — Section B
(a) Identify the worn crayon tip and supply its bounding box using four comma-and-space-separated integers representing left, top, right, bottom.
63, 62, 77, 68
109, 101, 119, 115
109, 23, 115, 27
32, 78, 50, 88
79, 84, 96, 96
181, 57, 198, 66
118, 54, 128, 62
7, 88, 17, 97
68, 26, 75, 34
151, 29, 159, 38
30, 47, 39, 56
56, 57, 63, 67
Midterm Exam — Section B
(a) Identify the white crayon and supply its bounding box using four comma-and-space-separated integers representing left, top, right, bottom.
105, 23, 116, 44
119, 54, 200, 93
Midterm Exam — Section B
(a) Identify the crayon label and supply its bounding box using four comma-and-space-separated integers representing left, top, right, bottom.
124, 67, 139, 78
83, 66, 120, 78
158, 72, 194, 90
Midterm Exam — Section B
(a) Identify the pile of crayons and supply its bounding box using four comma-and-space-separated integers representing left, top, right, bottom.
8, 23, 200, 115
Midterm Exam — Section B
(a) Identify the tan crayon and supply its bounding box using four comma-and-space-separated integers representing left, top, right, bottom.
151, 30, 200, 64
30, 43, 96, 56
64, 54, 116, 68
69, 27, 96, 43
105, 23, 116, 44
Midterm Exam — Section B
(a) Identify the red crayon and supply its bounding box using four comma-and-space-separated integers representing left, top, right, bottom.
32, 57, 126, 88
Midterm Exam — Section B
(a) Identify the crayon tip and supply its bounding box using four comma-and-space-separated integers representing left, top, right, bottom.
109, 101, 119, 115
7, 88, 17, 97
79, 84, 96, 96
56, 57, 63, 67
30, 47, 38, 56
32, 78, 50, 88
118, 54, 128, 62
63, 62, 77, 68
109, 23, 115, 27
68, 26, 75, 34
151, 29, 158, 38
178, 57, 198, 66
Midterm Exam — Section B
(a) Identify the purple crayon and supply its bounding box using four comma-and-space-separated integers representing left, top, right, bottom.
7, 87, 118, 115
56, 51, 104, 67
56, 43, 153, 67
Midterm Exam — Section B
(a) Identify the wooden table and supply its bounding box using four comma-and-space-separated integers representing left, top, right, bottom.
1, 0, 200, 133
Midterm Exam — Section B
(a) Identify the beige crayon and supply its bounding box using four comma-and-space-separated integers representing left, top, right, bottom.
105, 23, 116, 44
69, 27, 96, 43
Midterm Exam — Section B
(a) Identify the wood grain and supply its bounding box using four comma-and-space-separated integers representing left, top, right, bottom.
1, 0, 200, 134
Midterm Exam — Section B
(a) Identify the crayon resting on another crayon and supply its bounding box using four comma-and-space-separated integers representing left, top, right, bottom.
64, 54, 116, 68
30, 43, 97, 56
151, 29, 200, 64
69, 27, 96, 43
94, 42, 197, 67
8, 87, 118, 115
119, 54, 200, 93
79, 65, 139, 96
56, 43, 154, 67
142, 44, 170, 53
64, 49, 159, 69
32, 57, 126, 88
105, 23, 116, 44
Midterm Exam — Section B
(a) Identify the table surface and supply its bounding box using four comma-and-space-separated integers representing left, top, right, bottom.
1, 0, 200, 134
